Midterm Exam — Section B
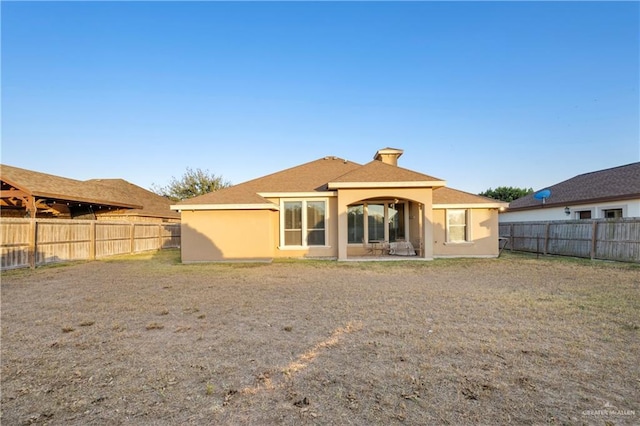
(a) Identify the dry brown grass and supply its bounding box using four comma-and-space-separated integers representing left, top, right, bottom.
1, 250, 638, 425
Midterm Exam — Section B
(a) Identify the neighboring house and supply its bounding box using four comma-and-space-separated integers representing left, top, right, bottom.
500, 162, 640, 222
0, 164, 180, 223
85, 179, 181, 223
172, 148, 507, 261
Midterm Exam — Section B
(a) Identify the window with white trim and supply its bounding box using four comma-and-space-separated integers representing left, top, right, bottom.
577, 210, 592, 219
282, 200, 326, 247
603, 208, 622, 219
446, 209, 468, 243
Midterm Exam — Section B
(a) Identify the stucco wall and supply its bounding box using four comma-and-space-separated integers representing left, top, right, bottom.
180, 199, 501, 262
180, 209, 276, 262
433, 208, 499, 257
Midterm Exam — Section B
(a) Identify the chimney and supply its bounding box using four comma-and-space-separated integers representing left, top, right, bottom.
374, 147, 403, 166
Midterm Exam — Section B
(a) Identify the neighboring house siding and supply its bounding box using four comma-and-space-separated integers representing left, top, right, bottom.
500, 199, 640, 222
180, 210, 276, 262
433, 208, 500, 257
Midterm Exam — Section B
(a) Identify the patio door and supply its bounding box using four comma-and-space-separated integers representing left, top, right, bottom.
388, 202, 405, 242
367, 202, 406, 242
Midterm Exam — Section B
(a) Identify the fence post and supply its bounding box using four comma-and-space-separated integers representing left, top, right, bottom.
510, 223, 514, 252
89, 221, 96, 260
590, 221, 598, 260
130, 223, 136, 254
28, 219, 37, 269
544, 222, 550, 255
158, 224, 163, 250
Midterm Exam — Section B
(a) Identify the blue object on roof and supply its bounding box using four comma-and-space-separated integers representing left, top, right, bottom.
533, 189, 551, 200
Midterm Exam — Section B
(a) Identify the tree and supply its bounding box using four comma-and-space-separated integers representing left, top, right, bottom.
478, 186, 534, 202
151, 167, 231, 202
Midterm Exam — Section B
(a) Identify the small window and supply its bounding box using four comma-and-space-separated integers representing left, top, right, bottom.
447, 209, 468, 242
603, 208, 622, 219
578, 211, 592, 219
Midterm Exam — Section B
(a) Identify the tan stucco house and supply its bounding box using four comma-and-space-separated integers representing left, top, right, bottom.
172, 148, 507, 262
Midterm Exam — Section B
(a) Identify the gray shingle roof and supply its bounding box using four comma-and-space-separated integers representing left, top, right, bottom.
508, 162, 640, 210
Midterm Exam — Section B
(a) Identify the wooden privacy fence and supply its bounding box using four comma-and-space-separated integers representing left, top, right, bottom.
499, 218, 640, 263
1, 218, 181, 270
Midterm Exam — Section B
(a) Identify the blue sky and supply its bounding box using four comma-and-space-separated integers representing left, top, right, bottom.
2, 1, 638, 195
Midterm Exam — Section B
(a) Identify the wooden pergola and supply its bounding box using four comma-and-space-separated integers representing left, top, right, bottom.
2, 179, 39, 218
1, 178, 141, 219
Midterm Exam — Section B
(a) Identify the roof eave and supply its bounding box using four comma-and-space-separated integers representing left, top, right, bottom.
29, 191, 143, 209
257, 191, 337, 198
328, 181, 446, 189
508, 194, 640, 212
434, 203, 508, 209
171, 203, 279, 211
100, 211, 180, 219
0, 177, 33, 196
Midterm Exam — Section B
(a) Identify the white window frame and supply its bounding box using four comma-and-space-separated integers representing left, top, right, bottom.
279, 198, 329, 249
599, 205, 626, 219
575, 209, 594, 220
445, 209, 472, 244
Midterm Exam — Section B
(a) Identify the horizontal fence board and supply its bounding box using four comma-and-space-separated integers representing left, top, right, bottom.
96, 240, 131, 258
500, 218, 640, 263
1, 218, 180, 270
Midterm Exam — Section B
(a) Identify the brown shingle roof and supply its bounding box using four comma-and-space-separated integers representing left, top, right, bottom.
174, 154, 499, 208
1, 164, 179, 219
433, 187, 506, 206
1, 164, 141, 208
178, 157, 362, 205
508, 162, 640, 210
330, 160, 444, 185
86, 179, 179, 219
